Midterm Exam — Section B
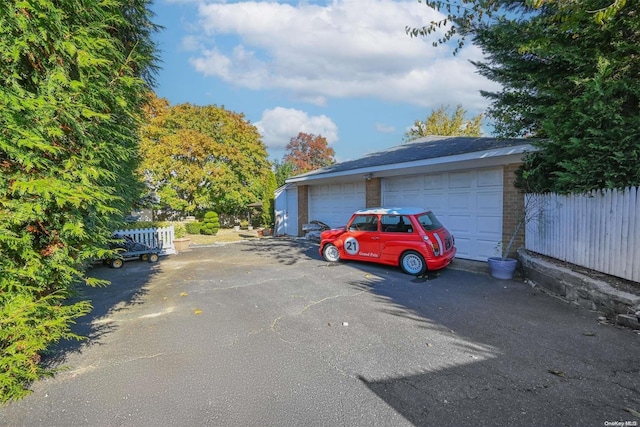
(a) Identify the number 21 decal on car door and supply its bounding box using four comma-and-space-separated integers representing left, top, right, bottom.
343, 236, 359, 255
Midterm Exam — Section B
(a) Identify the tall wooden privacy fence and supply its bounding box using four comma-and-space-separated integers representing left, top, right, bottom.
525, 187, 639, 282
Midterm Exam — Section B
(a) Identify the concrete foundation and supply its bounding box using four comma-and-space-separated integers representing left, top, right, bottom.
518, 249, 640, 329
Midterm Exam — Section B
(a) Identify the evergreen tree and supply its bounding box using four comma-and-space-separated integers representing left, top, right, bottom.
407, 0, 630, 54
0, 0, 158, 401
201, 212, 221, 235
261, 171, 277, 227
472, 0, 640, 192
274, 160, 295, 187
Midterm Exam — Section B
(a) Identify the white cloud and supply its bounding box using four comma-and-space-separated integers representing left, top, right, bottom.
186, 0, 499, 112
375, 123, 396, 133
180, 35, 201, 51
255, 107, 339, 150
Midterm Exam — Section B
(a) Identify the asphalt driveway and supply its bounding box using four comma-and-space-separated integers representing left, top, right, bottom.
1, 238, 639, 427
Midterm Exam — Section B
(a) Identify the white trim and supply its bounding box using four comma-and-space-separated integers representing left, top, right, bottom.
287, 144, 536, 185
355, 207, 428, 215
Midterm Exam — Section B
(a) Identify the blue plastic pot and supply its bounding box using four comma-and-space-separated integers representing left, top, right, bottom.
488, 257, 518, 280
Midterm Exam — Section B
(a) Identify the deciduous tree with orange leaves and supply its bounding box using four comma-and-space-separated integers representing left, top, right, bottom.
283, 132, 336, 175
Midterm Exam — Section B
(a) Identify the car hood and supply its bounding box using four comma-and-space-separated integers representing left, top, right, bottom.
320, 227, 346, 240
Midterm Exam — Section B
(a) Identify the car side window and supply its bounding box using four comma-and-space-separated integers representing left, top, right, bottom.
349, 215, 378, 232
381, 215, 413, 233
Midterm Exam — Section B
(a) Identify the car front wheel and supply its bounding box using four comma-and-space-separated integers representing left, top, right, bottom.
322, 244, 341, 262
400, 251, 426, 275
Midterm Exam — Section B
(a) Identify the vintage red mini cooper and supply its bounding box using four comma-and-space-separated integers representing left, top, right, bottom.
319, 207, 456, 275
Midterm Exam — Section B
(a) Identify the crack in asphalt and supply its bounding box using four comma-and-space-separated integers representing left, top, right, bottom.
325, 358, 352, 379
222, 328, 265, 348
61, 352, 165, 380
191, 270, 314, 292
122, 352, 164, 362
269, 290, 367, 333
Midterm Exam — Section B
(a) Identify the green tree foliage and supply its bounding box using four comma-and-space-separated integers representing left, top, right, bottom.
407, 0, 629, 54
473, 0, 640, 192
283, 132, 336, 175
200, 212, 220, 235
404, 105, 483, 141
0, 0, 158, 401
260, 172, 277, 227
274, 160, 295, 187
139, 94, 274, 217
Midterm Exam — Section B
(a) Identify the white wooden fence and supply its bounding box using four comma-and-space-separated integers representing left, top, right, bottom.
112, 225, 177, 255
525, 187, 639, 282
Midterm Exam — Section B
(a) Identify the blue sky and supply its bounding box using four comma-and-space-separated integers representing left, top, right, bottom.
151, 0, 501, 162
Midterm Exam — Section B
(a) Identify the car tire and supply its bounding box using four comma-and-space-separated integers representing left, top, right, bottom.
148, 253, 159, 263
111, 258, 124, 269
400, 251, 426, 275
140, 254, 149, 261
322, 244, 341, 262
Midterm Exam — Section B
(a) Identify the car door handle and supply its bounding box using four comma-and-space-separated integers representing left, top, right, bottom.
371, 236, 380, 240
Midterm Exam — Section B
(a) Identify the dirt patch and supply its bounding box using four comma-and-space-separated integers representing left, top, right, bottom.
186, 228, 261, 245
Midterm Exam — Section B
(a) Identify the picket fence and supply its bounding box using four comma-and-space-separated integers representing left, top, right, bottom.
112, 225, 177, 255
525, 187, 639, 282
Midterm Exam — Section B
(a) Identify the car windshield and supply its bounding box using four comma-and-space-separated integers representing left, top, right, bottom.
349, 215, 378, 232
418, 212, 443, 231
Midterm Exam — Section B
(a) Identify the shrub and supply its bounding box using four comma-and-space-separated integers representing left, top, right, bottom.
185, 221, 202, 235
201, 212, 220, 235
173, 223, 186, 238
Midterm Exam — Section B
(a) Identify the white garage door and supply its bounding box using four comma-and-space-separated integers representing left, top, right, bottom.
309, 183, 366, 228
383, 168, 503, 261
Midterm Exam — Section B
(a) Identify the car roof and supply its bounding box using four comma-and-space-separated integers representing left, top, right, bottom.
353, 207, 430, 216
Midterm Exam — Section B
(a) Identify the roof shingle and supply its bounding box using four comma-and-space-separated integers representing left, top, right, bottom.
292, 136, 534, 179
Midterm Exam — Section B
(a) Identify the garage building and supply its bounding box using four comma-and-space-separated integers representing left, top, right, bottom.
274, 136, 536, 262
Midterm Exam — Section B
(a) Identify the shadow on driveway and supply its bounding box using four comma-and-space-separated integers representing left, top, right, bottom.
43, 259, 163, 368
241, 237, 321, 266
38, 238, 640, 426
258, 237, 640, 425
344, 266, 640, 426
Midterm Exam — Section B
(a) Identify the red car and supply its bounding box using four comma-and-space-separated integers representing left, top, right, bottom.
319, 207, 456, 275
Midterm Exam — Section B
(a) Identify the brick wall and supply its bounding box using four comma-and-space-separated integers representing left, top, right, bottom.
365, 178, 382, 208
502, 164, 524, 258
297, 185, 308, 237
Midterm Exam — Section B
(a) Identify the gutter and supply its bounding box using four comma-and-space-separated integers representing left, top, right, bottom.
286, 144, 537, 185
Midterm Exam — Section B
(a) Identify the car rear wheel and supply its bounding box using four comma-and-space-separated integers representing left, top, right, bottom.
400, 251, 426, 275
148, 253, 159, 263
322, 244, 341, 262
111, 258, 124, 269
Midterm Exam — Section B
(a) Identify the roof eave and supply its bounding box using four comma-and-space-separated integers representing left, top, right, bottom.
286, 144, 537, 185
